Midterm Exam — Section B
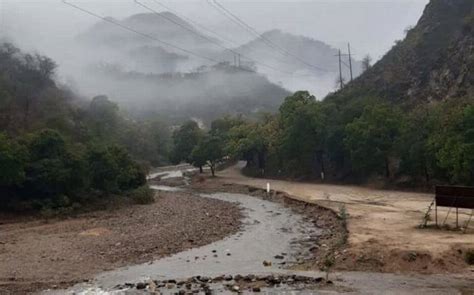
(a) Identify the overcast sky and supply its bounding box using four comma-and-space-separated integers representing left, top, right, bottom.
1, 0, 429, 61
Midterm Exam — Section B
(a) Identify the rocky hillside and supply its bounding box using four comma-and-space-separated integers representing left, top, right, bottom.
327, 0, 473, 106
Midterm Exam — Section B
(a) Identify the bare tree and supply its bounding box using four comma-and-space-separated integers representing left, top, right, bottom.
362, 54, 372, 72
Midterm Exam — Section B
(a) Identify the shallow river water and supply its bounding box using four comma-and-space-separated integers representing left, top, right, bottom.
47, 174, 474, 294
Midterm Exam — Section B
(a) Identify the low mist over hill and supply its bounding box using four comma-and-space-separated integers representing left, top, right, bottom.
86, 62, 290, 124
236, 30, 362, 97
69, 11, 362, 121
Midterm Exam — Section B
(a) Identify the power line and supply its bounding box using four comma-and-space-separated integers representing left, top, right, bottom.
209, 0, 327, 72
63, 0, 308, 77
62, 0, 219, 63
134, 0, 299, 76
150, 0, 293, 66
207, 0, 279, 53
150, 0, 238, 47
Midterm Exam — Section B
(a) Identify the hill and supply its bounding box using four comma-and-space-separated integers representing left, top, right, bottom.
327, 0, 473, 106
77, 12, 219, 54
86, 62, 291, 124
235, 30, 363, 98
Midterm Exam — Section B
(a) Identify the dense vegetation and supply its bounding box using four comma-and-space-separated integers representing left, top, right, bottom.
174, 0, 471, 187
173, 91, 473, 187
0, 43, 168, 213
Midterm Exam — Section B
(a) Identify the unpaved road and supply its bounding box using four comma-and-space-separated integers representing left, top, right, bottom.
218, 162, 474, 274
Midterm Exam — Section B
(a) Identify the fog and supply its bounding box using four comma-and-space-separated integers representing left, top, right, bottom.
0, 0, 429, 119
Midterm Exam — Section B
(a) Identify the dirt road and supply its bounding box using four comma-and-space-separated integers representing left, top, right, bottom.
218, 162, 474, 274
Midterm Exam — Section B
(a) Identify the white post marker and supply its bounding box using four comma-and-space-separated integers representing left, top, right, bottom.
267, 182, 270, 193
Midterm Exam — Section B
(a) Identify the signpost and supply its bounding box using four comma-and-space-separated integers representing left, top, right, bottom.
435, 185, 474, 228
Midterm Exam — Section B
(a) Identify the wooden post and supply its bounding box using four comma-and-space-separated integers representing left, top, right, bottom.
456, 207, 459, 228
435, 203, 438, 226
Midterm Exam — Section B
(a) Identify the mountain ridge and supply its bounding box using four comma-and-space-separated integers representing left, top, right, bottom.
326, 0, 473, 105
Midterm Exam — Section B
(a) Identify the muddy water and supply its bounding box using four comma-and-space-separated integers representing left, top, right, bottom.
63, 191, 320, 294
49, 176, 474, 294
148, 185, 184, 192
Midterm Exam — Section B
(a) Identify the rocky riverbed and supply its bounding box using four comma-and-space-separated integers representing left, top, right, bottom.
37, 166, 474, 294
61, 189, 326, 294
0, 190, 242, 294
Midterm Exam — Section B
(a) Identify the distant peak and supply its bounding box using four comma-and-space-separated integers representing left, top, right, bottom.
261, 29, 283, 36
126, 12, 184, 23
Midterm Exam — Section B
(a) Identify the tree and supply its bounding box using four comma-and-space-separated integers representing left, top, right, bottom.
23, 130, 87, 200
344, 103, 401, 178
361, 55, 372, 72
170, 121, 202, 164
397, 107, 436, 184
210, 116, 244, 139
87, 95, 120, 140
0, 134, 27, 186
430, 104, 474, 184
278, 91, 328, 177
226, 123, 265, 168
191, 135, 224, 176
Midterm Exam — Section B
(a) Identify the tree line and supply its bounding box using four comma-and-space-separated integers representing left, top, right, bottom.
172, 90, 474, 188
0, 42, 171, 213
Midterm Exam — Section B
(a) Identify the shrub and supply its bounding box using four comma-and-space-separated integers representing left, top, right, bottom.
129, 185, 155, 204
338, 205, 348, 226
87, 144, 146, 194
465, 249, 474, 265
0, 133, 28, 186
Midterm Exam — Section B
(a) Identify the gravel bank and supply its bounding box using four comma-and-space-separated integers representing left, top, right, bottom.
0, 191, 242, 294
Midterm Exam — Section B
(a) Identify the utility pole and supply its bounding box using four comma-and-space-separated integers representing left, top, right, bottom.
238, 53, 241, 68
338, 49, 343, 89
347, 43, 353, 82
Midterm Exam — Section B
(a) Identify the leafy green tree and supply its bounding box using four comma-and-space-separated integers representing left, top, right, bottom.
226, 123, 263, 165
277, 91, 329, 177
171, 121, 202, 164
191, 135, 224, 176
87, 95, 120, 140
397, 107, 436, 184
210, 116, 244, 140
0, 134, 28, 186
23, 130, 87, 200
430, 104, 474, 184
344, 103, 402, 178
86, 144, 119, 193
109, 145, 146, 190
